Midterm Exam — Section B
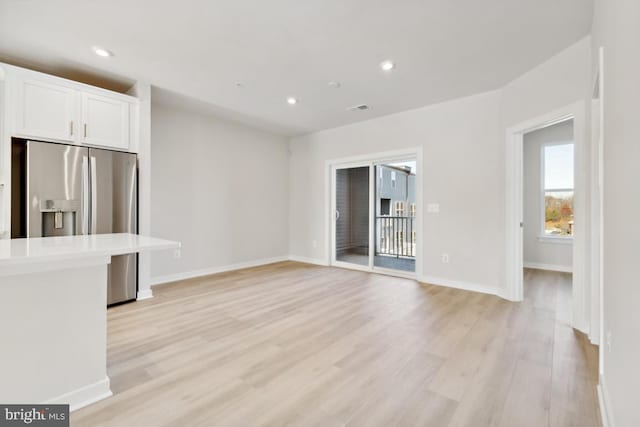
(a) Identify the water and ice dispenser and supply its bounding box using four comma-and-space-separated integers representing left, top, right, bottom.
39, 199, 80, 237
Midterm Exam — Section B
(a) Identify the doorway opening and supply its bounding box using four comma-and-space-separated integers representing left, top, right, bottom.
331, 152, 420, 278
505, 101, 589, 333
522, 119, 574, 316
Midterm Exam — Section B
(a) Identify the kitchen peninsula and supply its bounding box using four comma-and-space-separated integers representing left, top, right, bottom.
0, 233, 180, 410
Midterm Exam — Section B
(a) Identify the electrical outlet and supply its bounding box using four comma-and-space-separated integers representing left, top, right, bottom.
441, 253, 449, 263
174, 248, 182, 259
606, 331, 612, 353
312, 240, 318, 249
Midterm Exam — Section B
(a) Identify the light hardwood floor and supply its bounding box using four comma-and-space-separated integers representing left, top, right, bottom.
72, 263, 600, 426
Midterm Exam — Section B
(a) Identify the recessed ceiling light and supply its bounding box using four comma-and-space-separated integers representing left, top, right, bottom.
380, 60, 395, 71
328, 81, 341, 89
93, 47, 113, 57
287, 97, 298, 105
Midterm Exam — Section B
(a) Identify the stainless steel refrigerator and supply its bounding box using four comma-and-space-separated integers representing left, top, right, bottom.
11, 139, 138, 305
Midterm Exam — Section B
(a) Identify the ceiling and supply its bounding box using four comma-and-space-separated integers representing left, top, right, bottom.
0, 0, 593, 136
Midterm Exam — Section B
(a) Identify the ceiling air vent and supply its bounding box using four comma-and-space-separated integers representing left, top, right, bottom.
347, 104, 369, 112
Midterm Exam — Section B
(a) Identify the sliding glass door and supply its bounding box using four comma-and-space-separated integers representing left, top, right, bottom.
332, 158, 417, 275
334, 166, 370, 267
374, 163, 416, 272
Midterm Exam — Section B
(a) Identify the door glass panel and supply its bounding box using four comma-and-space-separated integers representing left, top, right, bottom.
335, 166, 370, 266
374, 162, 416, 272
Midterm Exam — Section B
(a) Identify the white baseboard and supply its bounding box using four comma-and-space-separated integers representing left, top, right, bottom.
523, 261, 573, 273
598, 374, 615, 427
288, 255, 329, 266
46, 376, 112, 412
136, 289, 154, 300
419, 275, 497, 296
150, 256, 289, 286
150, 255, 497, 301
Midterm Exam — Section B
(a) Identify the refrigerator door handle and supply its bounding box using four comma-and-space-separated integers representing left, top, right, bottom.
82, 156, 89, 234
90, 156, 97, 234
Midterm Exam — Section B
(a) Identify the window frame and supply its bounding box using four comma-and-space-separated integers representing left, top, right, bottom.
540, 142, 574, 241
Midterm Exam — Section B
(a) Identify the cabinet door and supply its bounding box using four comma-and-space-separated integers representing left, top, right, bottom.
82, 93, 130, 150
16, 79, 77, 142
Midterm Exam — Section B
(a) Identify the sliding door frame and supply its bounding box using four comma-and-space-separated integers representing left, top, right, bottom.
327, 147, 423, 280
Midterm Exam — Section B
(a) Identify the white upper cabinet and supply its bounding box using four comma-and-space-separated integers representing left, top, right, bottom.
9, 66, 139, 152
82, 93, 130, 150
16, 79, 77, 142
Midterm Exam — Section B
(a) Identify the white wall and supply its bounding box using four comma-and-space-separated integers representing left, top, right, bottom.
150, 103, 290, 283
290, 90, 504, 293
523, 120, 573, 270
592, 1, 640, 425
500, 37, 591, 128
289, 37, 591, 296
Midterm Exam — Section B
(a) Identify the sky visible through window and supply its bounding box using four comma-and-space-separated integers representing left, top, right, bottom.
544, 143, 574, 189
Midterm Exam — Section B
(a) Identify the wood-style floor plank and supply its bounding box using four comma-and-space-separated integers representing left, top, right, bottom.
72, 263, 600, 426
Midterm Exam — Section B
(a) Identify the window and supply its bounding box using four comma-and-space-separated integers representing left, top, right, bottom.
543, 143, 574, 236
391, 171, 396, 188
380, 198, 391, 216
410, 203, 416, 217
395, 201, 404, 216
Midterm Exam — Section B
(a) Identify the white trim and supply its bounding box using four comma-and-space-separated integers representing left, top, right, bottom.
593, 46, 605, 377
523, 261, 572, 273
45, 376, 112, 412
597, 374, 615, 427
288, 255, 329, 266
419, 275, 497, 296
505, 127, 524, 302
536, 235, 573, 244
150, 253, 500, 300
505, 101, 590, 333
150, 256, 289, 286
136, 288, 153, 300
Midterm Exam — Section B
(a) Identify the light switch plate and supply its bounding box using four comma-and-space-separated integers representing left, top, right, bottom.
427, 203, 440, 213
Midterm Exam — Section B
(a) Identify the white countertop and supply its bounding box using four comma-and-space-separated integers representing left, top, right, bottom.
0, 233, 180, 267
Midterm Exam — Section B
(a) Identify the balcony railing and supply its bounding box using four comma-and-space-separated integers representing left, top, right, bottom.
376, 216, 416, 258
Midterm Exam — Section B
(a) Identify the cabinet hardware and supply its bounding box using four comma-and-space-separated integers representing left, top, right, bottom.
84, 124, 87, 138
70, 121, 74, 136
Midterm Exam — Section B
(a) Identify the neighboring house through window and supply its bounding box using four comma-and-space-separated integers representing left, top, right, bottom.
395, 201, 404, 216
